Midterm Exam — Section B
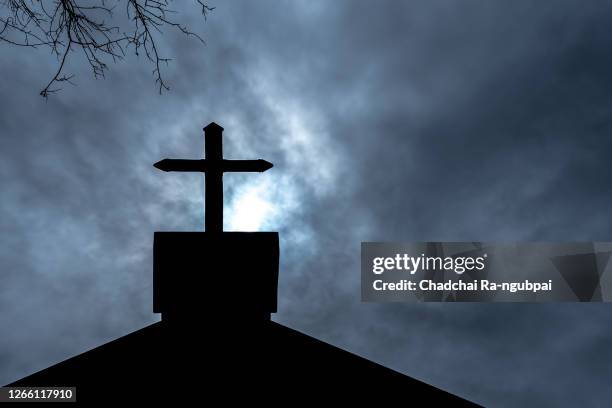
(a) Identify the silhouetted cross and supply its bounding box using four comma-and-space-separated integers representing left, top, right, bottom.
154, 122, 273, 232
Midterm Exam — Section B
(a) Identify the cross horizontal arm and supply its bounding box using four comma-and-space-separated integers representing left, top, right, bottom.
222, 159, 273, 172
154, 158, 273, 173
154, 159, 206, 172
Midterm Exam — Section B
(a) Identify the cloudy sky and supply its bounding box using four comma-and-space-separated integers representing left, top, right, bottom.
2, 1, 612, 406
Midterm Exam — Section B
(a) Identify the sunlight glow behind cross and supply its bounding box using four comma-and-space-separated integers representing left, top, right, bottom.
224, 173, 302, 232
226, 180, 275, 231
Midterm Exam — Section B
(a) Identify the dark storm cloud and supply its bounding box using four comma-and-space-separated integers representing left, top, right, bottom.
2, 1, 612, 406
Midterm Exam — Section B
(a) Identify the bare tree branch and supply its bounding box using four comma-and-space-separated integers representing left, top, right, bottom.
0, 0, 214, 98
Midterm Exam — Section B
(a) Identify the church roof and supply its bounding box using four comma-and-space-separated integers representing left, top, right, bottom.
11, 318, 478, 405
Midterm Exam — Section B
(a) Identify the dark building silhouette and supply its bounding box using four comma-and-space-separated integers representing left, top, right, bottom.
10, 123, 478, 405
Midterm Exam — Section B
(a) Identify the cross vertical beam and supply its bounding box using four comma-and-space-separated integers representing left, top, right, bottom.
204, 123, 224, 232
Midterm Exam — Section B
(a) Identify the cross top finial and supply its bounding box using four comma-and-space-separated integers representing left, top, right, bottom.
154, 122, 273, 232
203, 122, 224, 131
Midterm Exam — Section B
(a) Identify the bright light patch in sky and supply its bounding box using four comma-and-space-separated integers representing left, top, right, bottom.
225, 171, 302, 232
226, 179, 275, 231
